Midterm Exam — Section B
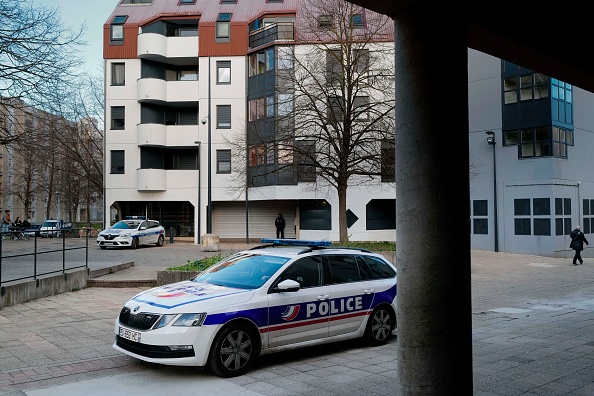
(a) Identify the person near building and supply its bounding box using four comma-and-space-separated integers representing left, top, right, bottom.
1, 209, 11, 239
13, 216, 22, 229
275, 213, 286, 239
570, 225, 589, 265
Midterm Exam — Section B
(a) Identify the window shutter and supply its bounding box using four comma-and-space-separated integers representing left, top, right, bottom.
217, 105, 231, 128
179, 110, 198, 125
111, 150, 125, 174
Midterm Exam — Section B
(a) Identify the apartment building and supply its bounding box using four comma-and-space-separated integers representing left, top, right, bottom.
0, 98, 101, 224
468, 49, 594, 258
103, 0, 396, 243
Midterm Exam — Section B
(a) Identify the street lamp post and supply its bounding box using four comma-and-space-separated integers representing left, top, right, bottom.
201, 57, 213, 234
194, 141, 201, 245
486, 131, 498, 252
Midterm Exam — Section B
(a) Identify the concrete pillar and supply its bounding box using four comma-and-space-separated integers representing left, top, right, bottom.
201, 233, 219, 252
394, 5, 473, 394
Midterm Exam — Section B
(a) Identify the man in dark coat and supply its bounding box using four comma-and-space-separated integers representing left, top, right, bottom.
570, 225, 589, 265
275, 213, 286, 239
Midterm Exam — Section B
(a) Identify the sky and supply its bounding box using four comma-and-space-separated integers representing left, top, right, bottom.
39, 0, 118, 76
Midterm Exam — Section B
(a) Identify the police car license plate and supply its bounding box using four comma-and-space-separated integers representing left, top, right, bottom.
119, 327, 141, 343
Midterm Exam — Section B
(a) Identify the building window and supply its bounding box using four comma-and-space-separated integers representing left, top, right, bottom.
504, 72, 550, 104
504, 126, 573, 159
328, 96, 343, 120
120, 0, 153, 3
277, 46, 293, 70
366, 199, 396, 230
217, 150, 231, 173
217, 61, 231, 84
111, 63, 125, 86
319, 15, 332, 29
381, 139, 395, 183
514, 198, 531, 235
353, 96, 369, 121
472, 200, 488, 235
216, 13, 232, 40
180, 0, 196, 4
555, 198, 572, 235
296, 140, 315, 182
266, 96, 275, 117
278, 93, 293, 116
110, 15, 128, 43
533, 198, 551, 236
110, 150, 125, 174
221, 0, 236, 3
111, 106, 125, 130
216, 105, 231, 128
583, 199, 594, 234
350, 13, 364, 28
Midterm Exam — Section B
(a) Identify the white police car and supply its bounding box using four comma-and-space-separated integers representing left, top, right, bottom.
97, 216, 165, 249
113, 238, 397, 377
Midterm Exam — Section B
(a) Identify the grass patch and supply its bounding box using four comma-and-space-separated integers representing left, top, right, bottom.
167, 254, 222, 271
332, 241, 395, 251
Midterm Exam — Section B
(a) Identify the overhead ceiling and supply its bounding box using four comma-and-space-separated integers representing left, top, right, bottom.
350, 0, 594, 94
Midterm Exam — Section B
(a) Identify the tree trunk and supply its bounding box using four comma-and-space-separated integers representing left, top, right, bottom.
338, 182, 348, 244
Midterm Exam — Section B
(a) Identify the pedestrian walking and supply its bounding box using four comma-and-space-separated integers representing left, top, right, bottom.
570, 225, 589, 265
275, 213, 286, 239
1, 209, 11, 239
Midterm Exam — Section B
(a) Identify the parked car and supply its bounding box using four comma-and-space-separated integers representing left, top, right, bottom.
113, 238, 397, 377
39, 219, 72, 238
97, 217, 165, 249
22, 223, 42, 237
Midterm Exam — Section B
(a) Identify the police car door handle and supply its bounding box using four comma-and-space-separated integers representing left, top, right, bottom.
317, 295, 329, 300
364, 289, 374, 294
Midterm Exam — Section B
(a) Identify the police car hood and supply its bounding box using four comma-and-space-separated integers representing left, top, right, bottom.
100, 228, 130, 235
127, 280, 255, 312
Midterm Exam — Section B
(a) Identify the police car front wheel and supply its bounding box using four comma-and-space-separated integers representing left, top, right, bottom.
207, 323, 260, 378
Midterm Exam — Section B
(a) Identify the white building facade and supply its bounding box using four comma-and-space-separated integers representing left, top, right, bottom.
103, 0, 396, 243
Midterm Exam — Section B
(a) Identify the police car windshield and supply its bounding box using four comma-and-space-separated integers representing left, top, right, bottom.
111, 221, 137, 230
194, 252, 289, 290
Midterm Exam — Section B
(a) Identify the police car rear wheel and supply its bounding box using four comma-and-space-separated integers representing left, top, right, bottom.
207, 323, 259, 378
364, 305, 395, 346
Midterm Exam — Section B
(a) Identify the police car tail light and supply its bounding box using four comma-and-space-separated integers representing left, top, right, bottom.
154, 314, 177, 329
173, 313, 207, 327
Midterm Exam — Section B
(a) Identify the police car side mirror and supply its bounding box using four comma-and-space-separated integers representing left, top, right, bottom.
272, 279, 300, 293
139, 226, 146, 230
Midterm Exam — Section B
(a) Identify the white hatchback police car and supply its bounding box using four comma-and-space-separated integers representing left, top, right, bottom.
113, 239, 397, 377
97, 217, 165, 249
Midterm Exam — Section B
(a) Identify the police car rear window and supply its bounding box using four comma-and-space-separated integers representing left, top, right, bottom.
362, 256, 396, 279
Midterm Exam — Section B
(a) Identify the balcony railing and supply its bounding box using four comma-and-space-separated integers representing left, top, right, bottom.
249, 22, 294, 49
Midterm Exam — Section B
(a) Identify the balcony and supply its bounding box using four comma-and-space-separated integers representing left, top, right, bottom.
249, 22, 294, 49
137, 33, 199, 64
137, 78, 199, 104
137, 124, 199, 147
137, 168, 167, 191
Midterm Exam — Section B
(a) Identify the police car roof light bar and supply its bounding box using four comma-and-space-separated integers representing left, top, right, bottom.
260, 238, 332, 247
125, 215, 146, 220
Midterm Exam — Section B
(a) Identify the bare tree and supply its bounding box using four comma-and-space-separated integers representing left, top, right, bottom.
0, 1, 85, 145
229, 0, 395, 243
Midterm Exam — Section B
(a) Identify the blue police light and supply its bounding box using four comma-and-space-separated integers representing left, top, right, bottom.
125, 215, 146, 220
261, 238, 332, 247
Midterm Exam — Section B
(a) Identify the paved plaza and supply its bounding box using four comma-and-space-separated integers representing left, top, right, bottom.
1, 246, 594, 395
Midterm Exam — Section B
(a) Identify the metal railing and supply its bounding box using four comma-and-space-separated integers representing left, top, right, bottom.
0, 227, 91, 287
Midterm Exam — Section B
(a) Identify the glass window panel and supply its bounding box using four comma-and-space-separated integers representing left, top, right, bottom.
278, 93, 293, 116
585, 219, 591, 234
551, 84, 559, 99
266, 96, 274, 117
473, 200, 488, 216
514, 218, 531, 235
521, 129, 533, 143
564, 198, 571, 215
504, 91, 517, 104
473, 219, 488, 235
584, 199, 590, 216
533, 198, 550, 215
559, 87, 565, 100
180, 69, 198, 81
266, 48, 275, 70
533, 219, 550, 236
216, 22, 230, 38
520, 88, 533, 101
504, 130, 519, 145
564, 218, 572, 235
278, 141, 293, 164
504, 77, 517, 91
535, 126, 549, 141
567, 130, 574, 146
521, 144, 534, 157
111, 25, 124, 40
534, 85, 548, 99
520, 75, 532, 88
566, 89, 572, 103
278, 47, 293, 69
555, 198, 563, 215
555, 218, 564, 236
591, 199, 594, 215
514, 199, 531, 215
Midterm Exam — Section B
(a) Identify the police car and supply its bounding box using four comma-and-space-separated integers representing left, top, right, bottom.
97, 216, 165, 249
113, 238, 397, 377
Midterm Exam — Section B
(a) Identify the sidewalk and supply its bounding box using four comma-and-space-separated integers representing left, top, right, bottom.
2, 249, 594, 395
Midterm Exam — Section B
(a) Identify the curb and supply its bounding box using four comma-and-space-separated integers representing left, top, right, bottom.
86, 279, 157, 288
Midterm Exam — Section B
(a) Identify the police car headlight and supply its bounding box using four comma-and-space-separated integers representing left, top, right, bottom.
173, 313, 207, 327
154, 314, 177, 329
120, 232, 131, 237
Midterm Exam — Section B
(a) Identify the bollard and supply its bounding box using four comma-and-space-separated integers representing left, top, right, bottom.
169, 227, 174, 244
